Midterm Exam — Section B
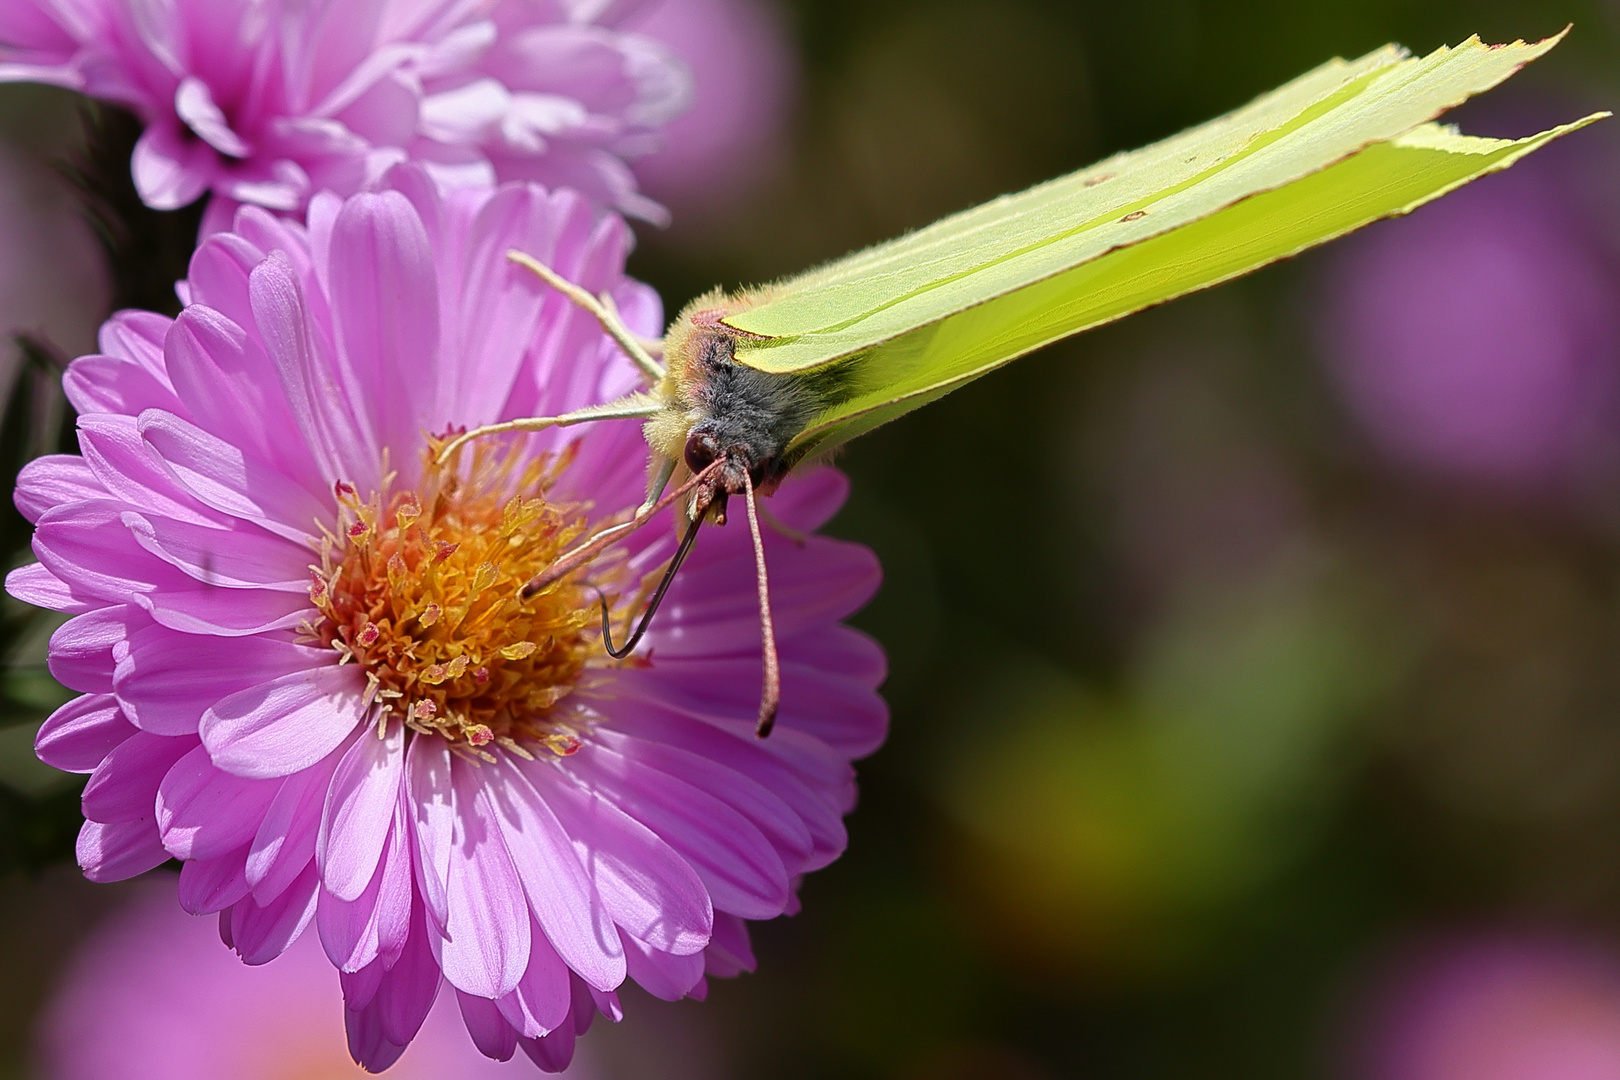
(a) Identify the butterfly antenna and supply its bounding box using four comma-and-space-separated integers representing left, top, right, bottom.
741, 471, 781, 738
600, 513, 704, 659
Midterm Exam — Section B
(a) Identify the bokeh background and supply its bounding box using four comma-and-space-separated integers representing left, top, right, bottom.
3, 0, 1620, 1077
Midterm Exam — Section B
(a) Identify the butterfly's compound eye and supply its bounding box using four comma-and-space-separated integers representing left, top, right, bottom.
684, 431, 719, 475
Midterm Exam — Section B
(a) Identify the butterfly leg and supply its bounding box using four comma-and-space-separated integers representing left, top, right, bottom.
507, 250, 667, 383
522, 458, 725, 599
601, 291, 665, 357
435, 392, 662, 465
642, 453, 677, 510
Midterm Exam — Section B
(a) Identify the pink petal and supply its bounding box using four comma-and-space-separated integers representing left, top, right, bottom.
32, 499, 306, 632
434, 759, 531, 998
519, 1017, 577, 1073
77, 413, 220, 525
786, 622, 888, 689
404, 735, 454, 931
457, 990, 518, 1061
200, 664, 367, 779
704, 912, 756, 977
248, 251, 380, 491
165, 304, 320, 484
318, 796, 411, 972
598, 723, 817, 874
132, 581, 314, 638
15, 454, 104, 523
534, 759, 711, 956
495, 923, 572, 1038
177, 845, 252, 913
486, 755, 625, 991
157, 743, 281, 860
562, 741, 788, 920
247, 733, 352, 902
595, 693, 852, 866
82, 730, 198, 823
185, 232, 266, 328
765, 466, 850, 532
318, 718, 404, 900
98, 310, 172, 375
344, 893, 442, 1067
121, 511, 311, 591
230, 859, 320, 964
5, 561, 96, 614
48, 605, 145, 693
36, 693, 135, 774
619, 651, 889, 761
649, 534, 881, 657
62, 354, 183, 419
137, 410, 329, 544
344, 1007, 408, 1074
174, 75, 250, 157
434, 183, 553, 423
77, 817, 170, 883
327, 189, 441, 467
131, 121, 217, 210
115, 625, 331, 736
623, 933, 704, 1001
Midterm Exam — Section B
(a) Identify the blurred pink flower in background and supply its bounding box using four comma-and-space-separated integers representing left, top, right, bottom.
1342, 932, 1620, 1080
631, 0, 798, 215
1315, 129, 1620, 492
0, 0, 692, 230
0, 137, 104, 356
40, 879, 587, 1079
9, 166, 884, 1071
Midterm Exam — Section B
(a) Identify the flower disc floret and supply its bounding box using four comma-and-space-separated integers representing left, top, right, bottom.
312, 445, 602, 756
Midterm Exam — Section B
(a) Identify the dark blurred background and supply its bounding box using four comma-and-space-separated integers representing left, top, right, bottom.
5, 0, 1620, 1077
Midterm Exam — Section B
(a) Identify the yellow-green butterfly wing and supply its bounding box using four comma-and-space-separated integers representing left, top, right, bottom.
706, 33, 1604, 464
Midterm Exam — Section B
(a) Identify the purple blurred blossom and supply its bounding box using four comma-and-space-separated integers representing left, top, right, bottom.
40, 879, 589, 1078
1316, 137, 1620, 491
0, 137, 105, 354
1343, 932, 1620, 1080
631, 0, 797, 212
7, 168, 886, 1071
0, 0, 693, 229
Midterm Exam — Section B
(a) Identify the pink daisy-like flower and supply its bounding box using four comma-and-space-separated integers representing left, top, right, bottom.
10, 165, 885, 1071
0, 0, 692, 228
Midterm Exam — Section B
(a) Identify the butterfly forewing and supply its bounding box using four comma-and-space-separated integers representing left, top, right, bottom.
724, 33, 1570, 375
775, 114, 1605, 465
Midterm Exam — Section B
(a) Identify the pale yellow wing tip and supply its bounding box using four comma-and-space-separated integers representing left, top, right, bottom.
1454, 23, 1571, 52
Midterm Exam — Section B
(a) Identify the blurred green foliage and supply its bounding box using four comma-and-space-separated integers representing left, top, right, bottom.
0, 1, 1618, 1077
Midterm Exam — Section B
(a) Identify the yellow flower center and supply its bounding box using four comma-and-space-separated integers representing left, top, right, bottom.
307, 441, 611, 757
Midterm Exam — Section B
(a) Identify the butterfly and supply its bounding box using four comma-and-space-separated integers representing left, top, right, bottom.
440, 31, 1604, 736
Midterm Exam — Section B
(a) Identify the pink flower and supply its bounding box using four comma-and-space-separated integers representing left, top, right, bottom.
10, 166, 885, 1071
630, 0, 798, 215
41, 880, 598, 1078
1315, 137, 1620, 492
1342, 932, 1620, 1080
0, 0, 692, 229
